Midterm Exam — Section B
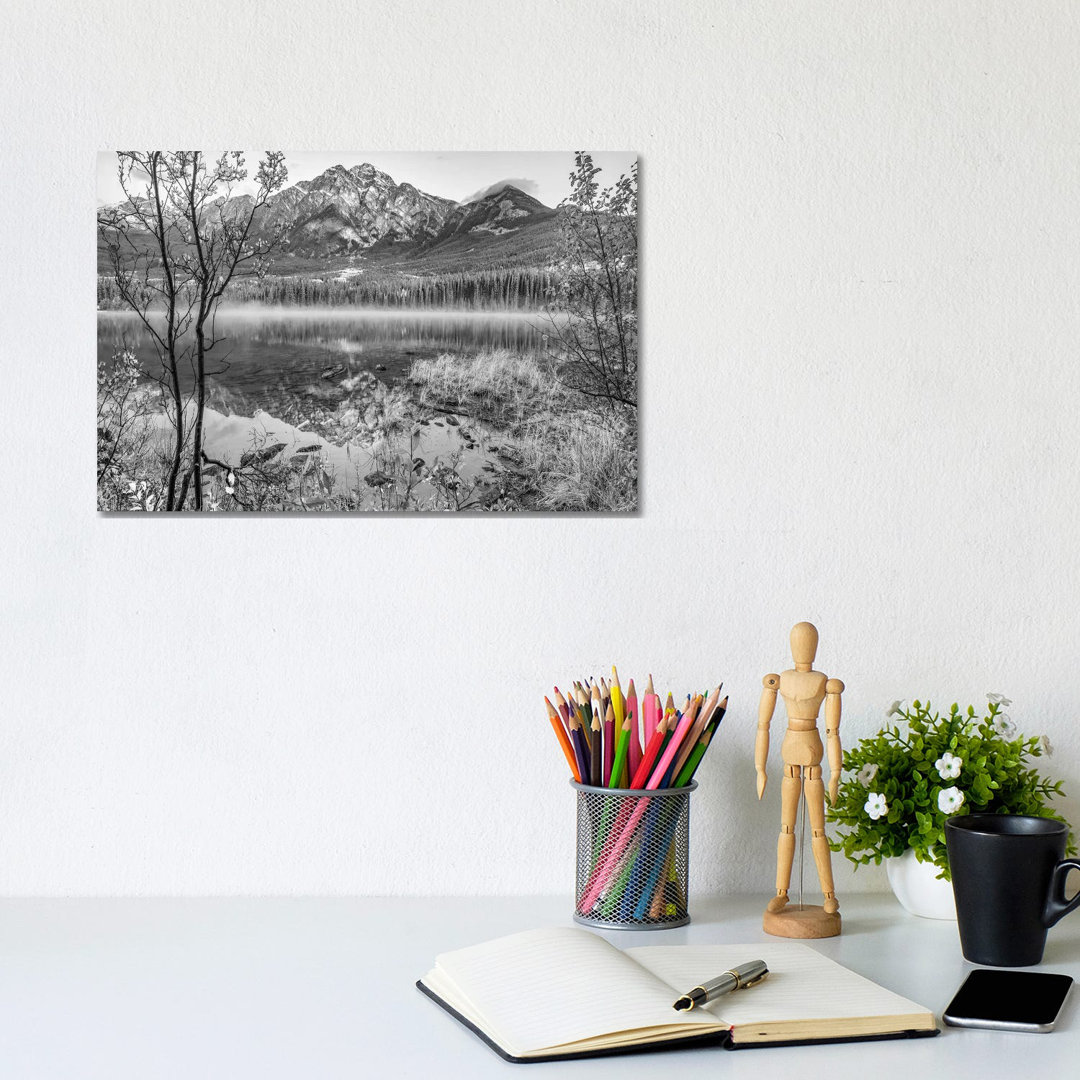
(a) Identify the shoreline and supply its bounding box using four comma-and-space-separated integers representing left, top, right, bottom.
101, 364, 522, 511
97, 304, 560, 322
99, 347, 634, 512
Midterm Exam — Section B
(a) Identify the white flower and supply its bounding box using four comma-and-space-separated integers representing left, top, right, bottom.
857, 763, 879, 785
987, 692, 1013, 707
935, 751, 962, 780
885, 700, 905, 718
938, 786, 965, 814
864, 793, 889, 820
1041, 734, 1054, 757
992, 713, 1017, 738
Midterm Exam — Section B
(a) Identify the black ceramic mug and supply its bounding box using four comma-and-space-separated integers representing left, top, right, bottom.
945, 814, 1080, 966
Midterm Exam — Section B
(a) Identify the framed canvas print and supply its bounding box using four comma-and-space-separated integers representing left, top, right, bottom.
96, 151, 638, 513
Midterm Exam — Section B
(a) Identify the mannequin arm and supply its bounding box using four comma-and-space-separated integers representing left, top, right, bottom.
824, 678, 844, 804
756, 674, 779, 799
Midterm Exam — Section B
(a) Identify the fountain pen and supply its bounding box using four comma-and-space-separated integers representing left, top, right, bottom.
672, 959, 769, 1011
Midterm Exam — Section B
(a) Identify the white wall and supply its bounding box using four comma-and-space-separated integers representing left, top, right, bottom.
2, 0, 1079, 897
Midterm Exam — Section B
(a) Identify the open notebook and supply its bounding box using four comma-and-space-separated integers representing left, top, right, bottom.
418, 927, 937, 1062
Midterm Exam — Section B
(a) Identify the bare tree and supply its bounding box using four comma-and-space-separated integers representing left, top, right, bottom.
548, 153, 638, 416
96, 341, 160, 508
97, 151, 287, 509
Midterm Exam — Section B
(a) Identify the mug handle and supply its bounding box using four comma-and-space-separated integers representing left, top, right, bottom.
1043, 859, 1080, 928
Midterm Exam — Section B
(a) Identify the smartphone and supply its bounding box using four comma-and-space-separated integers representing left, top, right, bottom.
943, 969, 1074, 1033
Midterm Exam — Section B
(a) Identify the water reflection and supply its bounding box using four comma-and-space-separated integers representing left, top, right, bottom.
97, 306, 553, 410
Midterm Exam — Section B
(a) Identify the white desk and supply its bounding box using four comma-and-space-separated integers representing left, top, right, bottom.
0, 894, 1076, 1078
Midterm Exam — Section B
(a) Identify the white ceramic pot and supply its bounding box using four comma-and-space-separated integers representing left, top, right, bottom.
885, 849, 957, 920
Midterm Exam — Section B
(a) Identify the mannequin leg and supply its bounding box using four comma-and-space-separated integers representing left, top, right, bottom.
767, 764, 802, 913
805, 766, 839, 914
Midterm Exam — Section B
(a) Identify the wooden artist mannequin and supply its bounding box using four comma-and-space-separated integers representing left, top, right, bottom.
755, 622, 844, 938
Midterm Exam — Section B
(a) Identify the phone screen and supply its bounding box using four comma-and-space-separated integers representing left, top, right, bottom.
944, 970, 1073, 1032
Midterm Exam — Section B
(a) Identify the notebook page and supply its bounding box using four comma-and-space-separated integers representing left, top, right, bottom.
431, 927, 717, 1054
626, 942, 931, 1025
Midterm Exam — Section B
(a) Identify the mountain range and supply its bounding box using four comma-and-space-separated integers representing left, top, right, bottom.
102, 163, 561, 269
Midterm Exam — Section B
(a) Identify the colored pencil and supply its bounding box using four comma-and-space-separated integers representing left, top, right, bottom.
644, 705, 697, 789
580, 707, 699, 910
625, 679, 641, 783
545, 696, 580, 782
548, 669, 728, 921
608, 703, 634, 790
608, 670, 625, 787
596, 678, 604, 773
656, 697, 698, 788
589, 709, 603, 786
674, 729, 712, 787
602, 702, 615, 785
633, 804, 686, 918
567, 699, 591, 782
675, 695, 728, 786
575, 684, 595, 779
546, 670, 727, 913
670, 686, 719, 781
630, 706, 666, 788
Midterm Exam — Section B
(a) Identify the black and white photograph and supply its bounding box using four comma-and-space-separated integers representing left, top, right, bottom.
96, 150, 638, 512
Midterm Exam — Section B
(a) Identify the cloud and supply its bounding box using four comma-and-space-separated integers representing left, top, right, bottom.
461, 177, 539, 203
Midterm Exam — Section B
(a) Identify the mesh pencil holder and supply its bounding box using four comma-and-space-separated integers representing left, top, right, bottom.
571, 781, 697, 930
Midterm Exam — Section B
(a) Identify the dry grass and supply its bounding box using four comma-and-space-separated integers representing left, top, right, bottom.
516, 412, 637, 512
409, 348, 636, 511
408, 348, 560, 429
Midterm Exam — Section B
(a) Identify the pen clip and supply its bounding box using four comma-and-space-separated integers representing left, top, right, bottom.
739, 968, 769, 989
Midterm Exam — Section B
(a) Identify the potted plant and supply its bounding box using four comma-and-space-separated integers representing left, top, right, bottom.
827, 696, 1072, 919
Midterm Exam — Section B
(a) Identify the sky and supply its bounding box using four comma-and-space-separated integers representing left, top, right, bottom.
96, 151, 637, 208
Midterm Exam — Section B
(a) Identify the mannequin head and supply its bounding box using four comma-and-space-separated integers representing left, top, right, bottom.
790, 621, 819, 670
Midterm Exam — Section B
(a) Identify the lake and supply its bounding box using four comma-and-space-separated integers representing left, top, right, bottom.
97, 305, 554, 415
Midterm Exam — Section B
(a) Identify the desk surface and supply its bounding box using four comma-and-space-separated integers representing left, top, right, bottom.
0, 893, 1076, 1078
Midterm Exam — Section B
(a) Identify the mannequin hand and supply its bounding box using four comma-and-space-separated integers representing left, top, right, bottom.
828, 774, 839, 806
756, 769, 767, 799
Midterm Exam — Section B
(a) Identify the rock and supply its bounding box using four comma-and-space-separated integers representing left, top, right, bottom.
239, 442, 287, 467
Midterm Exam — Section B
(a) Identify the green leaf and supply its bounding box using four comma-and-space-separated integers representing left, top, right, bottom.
827, 696, 1073, 868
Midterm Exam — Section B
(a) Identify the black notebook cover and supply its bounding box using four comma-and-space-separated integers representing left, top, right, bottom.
417, 979, 939, 1063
